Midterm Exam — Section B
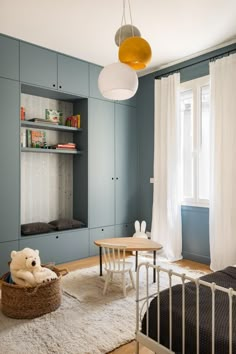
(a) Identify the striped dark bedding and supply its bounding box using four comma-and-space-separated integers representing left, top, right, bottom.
142, 266, 236, 354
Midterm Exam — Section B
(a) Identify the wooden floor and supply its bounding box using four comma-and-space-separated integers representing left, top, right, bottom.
58, 255, 211, 354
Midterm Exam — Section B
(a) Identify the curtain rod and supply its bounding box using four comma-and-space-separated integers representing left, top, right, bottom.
154, 43, 236, 80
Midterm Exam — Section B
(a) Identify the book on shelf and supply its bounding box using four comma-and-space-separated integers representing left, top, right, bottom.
27, 118, 59, 125
25, 129, 46, 148
53, 143, 77, 150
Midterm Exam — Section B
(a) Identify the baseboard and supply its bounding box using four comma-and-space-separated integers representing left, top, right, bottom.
182, 251, 210, 265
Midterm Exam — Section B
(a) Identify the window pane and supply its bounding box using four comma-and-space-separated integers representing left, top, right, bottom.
198, 85, 210, 200
180, 90, 194, 199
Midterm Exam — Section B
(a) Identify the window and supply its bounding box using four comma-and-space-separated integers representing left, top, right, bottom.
180, 76, 210, 206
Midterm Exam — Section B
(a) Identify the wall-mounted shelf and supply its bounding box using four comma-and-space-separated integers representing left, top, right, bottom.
21, 120, 82, 132
21, 147, 82, 155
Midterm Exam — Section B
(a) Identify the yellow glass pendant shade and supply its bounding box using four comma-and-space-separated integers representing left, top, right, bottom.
119, 36, 152, 70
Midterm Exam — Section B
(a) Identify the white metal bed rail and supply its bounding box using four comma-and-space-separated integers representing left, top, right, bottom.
135, 262, 236, 354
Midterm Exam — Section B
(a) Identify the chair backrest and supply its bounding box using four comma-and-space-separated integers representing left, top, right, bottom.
100, 243, 127, 271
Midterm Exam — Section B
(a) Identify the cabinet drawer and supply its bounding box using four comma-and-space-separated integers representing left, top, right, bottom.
20, 42, 57, 89
89, 226, 115, 256
20, 229, 89, 264
0, 35, 19, 80
0, 241, 18, 275
58, 54, 89, 96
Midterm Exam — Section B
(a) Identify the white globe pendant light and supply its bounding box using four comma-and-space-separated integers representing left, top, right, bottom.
98, 62, 138, 100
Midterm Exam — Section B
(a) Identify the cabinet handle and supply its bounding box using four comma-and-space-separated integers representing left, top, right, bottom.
116, 177, 119, 180
56, 236, 59, 239
52, 84, 56, 87
59, 85, 62, 89
112, 177, 114, 180
101, 228, 104, 231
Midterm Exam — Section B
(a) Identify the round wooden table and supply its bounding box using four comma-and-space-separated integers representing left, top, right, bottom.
94, 237, 162, 283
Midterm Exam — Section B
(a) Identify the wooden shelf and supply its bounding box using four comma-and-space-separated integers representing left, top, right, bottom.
21, 147, 82, 155
21, 120, 82, 132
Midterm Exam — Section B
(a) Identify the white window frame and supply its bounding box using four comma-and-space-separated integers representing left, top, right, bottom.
180, 75, 210, 208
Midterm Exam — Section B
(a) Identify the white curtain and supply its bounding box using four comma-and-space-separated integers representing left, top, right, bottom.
210, 53, 236, 271
151, 73, 182, 261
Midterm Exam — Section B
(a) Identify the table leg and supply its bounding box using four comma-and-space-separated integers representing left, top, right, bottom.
135, 251, 138, 271
153, 250, 156, 283
99, 247, 102, 276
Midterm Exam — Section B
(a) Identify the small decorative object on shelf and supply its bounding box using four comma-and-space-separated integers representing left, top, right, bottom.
45, 109, 63, 124
20, 106, 25, 120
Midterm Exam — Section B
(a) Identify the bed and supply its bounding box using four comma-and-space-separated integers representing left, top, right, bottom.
135, 263, 236, 354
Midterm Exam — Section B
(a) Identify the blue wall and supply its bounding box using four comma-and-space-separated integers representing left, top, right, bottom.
135, 46, 236, 264
182, 206, 210, 264
136, 73, 155, 230
136, 71, 211, 263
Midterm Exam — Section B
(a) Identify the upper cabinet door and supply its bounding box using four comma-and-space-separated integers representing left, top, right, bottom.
89, 64, 104, 100
0, 35, 19, 81
0, 77, 20, 242
115, 104, 138, 224
58, 54, 89, 96
20, 42, 57, 89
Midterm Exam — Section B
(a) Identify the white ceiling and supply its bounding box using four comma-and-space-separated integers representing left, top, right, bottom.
1, 0, 236, 76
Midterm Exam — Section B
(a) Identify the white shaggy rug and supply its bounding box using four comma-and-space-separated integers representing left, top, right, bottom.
0, 256, 206, 354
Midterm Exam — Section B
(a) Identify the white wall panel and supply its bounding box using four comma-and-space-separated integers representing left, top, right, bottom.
21, 94, 74, 224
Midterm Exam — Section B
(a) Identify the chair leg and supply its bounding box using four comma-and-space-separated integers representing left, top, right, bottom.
110, 272, 113, 283
129, 269, 135, 289
122, 273, 126, 297
103, 272, 111, 295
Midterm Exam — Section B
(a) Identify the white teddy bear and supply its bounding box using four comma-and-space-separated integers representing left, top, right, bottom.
10, 248, 58, 287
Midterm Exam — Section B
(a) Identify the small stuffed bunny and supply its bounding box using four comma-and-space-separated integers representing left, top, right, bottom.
133, 220, 147, 238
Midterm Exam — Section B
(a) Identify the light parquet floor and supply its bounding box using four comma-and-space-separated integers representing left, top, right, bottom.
58, 255, 210, 354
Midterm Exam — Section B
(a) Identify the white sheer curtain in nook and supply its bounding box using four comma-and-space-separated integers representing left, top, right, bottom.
151, 73, 182, 261
210, 53, 236, 271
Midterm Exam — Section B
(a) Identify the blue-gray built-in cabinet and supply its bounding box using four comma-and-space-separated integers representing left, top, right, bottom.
0, 33, 138, 274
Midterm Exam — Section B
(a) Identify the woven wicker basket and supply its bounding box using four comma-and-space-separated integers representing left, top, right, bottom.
0, 267, 68, 319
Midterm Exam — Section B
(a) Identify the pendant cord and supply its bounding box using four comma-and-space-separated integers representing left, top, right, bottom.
127, 0, 134, 36
119, 0, 134, 46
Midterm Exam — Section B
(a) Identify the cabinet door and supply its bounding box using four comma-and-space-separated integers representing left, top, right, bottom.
89, 64, 104, 100
58, 54, 89, 96
20, 229, 89, 264
115, 104, 138, 224
0, 35, 19, 80
20, 42, 57, 89
115, 223, 135, 237
0, 241, 18, 275
88, 98, 115, 228
89, 226, 115, 256
0, 78, 20, 242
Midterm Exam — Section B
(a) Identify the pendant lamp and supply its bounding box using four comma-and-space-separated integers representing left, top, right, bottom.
98, 62, 138, 100
119, 36, 152, 70
98, 0, 150, 100
115, 24, 141, 47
